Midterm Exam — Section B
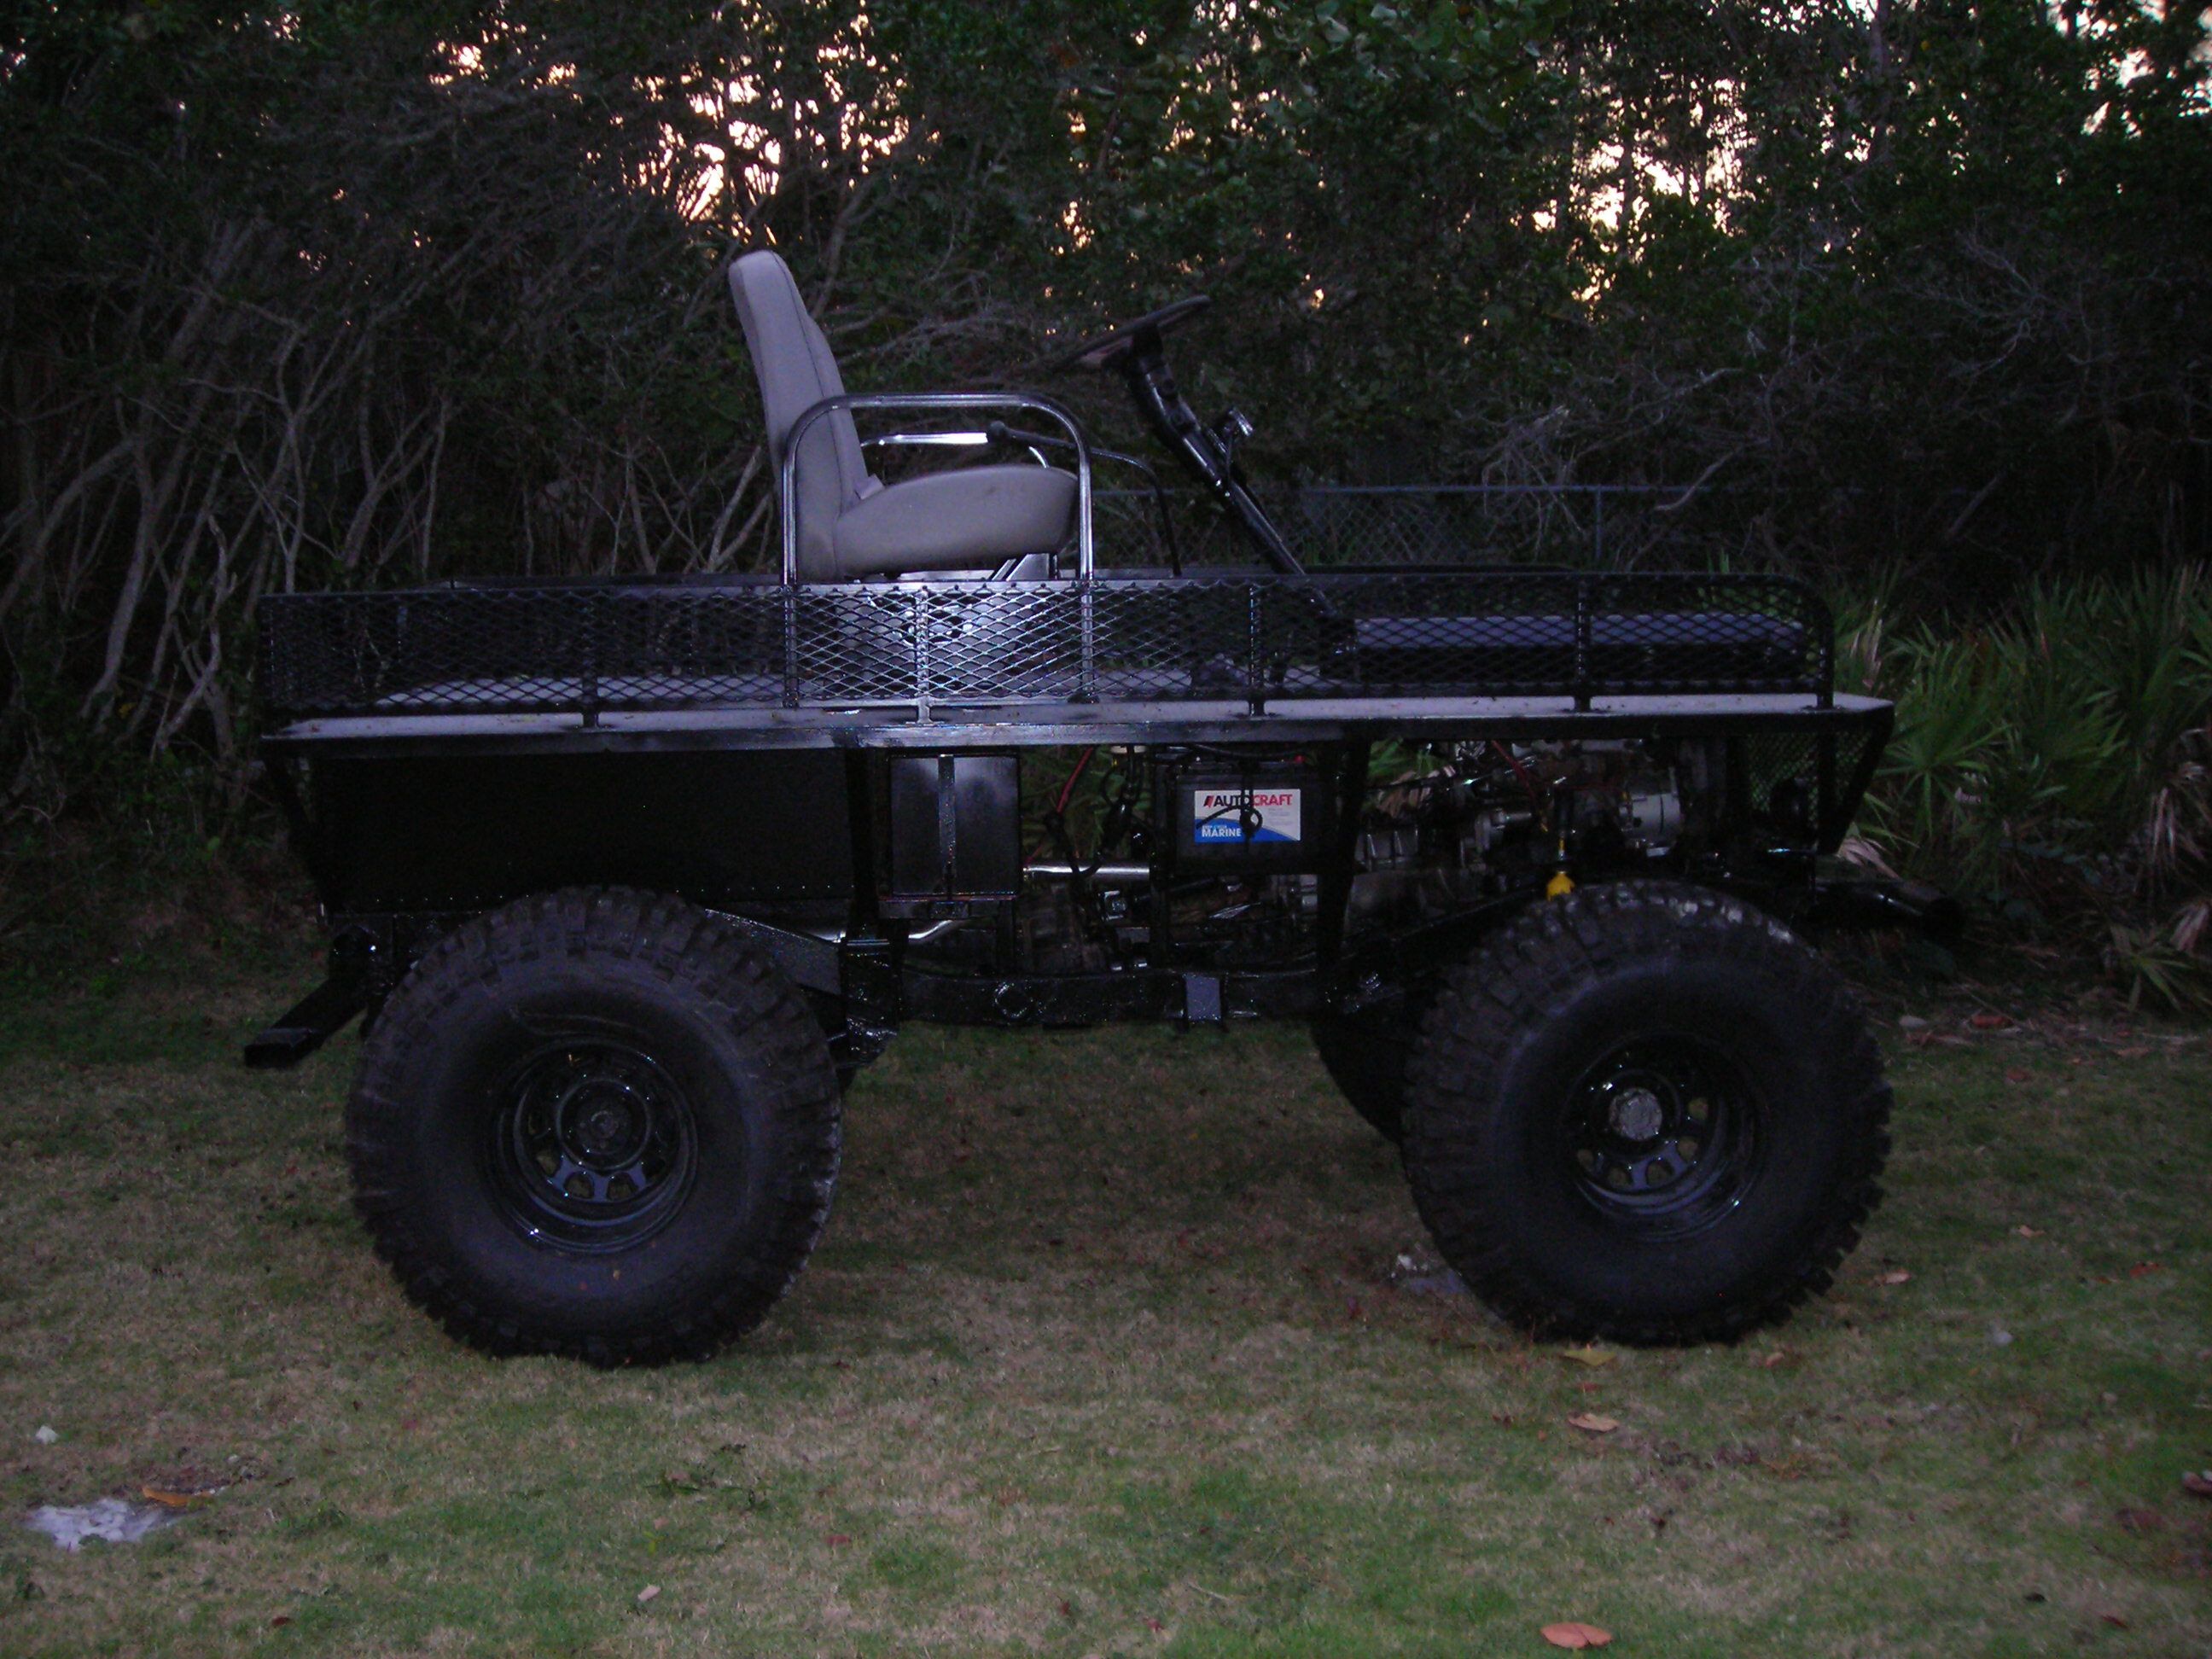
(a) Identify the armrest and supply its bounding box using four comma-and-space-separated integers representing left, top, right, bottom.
986, 426, 1180, 573
780, 393, 1095, 584
859, 430, 994, 451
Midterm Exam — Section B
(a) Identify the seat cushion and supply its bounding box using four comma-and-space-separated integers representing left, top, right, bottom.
832, 464, 1077, 578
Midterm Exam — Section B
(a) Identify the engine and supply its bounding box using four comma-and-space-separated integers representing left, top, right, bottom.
1343, 739, 1717, 939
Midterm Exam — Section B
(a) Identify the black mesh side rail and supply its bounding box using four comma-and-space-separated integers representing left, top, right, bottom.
258, 572, 1832, 720
1738, 724, 1884, 853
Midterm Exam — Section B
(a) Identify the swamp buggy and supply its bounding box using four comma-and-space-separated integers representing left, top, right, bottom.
247, 253, 1926, 1365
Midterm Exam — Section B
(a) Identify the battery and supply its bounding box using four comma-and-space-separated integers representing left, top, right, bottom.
1173, 768, 1330, 871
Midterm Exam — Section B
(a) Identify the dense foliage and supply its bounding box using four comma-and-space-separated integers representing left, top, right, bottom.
3, 2, 2209, 982
1842, 571, 2212, 1003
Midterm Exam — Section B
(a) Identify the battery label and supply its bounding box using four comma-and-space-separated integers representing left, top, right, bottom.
1191, 787, 1303, 845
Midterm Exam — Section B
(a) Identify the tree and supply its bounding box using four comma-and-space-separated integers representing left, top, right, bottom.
3, 0, 2207, 832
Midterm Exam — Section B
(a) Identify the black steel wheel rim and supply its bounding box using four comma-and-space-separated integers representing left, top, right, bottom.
1559, 1034, 1764, 1237
486, 1039, 700, 1252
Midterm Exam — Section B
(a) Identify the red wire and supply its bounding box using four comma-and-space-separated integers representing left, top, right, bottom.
1027, 746, 1097, 864
1490, 740, 1543, 811
1055, 746, 1096, 816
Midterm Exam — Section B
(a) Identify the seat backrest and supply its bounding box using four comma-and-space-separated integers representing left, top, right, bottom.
727, 250, 871, 581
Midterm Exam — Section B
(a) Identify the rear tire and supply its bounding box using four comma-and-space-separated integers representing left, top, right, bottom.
1310, 1010, 1417, 1143
1402, 882, 1889, 1345
346, 888, 841, 1365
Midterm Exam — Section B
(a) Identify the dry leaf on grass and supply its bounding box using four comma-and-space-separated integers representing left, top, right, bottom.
1876, 1269, 1912, 1286
2128, 1261, 2164, 1278
2181, 1471, 2212, 1500
1566, 1413, 1619, 1435
1560, 1345, 1616, 1369
2005, 1068, 2032, 1084
2013, 1225, 2044, 1238
139, 1487, 214, 1511
636, 1584, 661, 1607
1970, 1011, 2012, 1030
1541, 1621, 1615, 1649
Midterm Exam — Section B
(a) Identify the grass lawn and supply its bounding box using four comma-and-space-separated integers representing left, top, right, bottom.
0, 952, 2207, 1657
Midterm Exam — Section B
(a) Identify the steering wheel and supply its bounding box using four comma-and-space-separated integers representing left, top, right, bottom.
1044, 290, 1307, 577
1049, 295, 1212, 374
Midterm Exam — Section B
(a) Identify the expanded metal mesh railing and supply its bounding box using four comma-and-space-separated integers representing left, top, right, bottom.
259, 570, 1832, 723
1091, 484, 1709, 571
1742, 725, 1884, 850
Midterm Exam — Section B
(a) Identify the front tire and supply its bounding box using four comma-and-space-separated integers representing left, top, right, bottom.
1402, 882, 1889, 1345
346, 888, 841, 1365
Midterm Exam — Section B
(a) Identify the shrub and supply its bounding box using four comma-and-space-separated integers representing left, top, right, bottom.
1848, 569, 2212, 1004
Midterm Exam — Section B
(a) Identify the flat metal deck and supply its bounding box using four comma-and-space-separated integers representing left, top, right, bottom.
263, 690, 1889, 757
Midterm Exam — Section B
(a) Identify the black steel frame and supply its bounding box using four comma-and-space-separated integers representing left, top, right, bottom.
247, 697, 1894, 1074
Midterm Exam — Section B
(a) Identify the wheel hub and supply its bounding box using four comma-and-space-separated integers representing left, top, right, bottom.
486, 1040, 699, 1252
1606, 1085, 1665, 1143
1564, 1035, 1763, 1233
561, 1080, 646, 1164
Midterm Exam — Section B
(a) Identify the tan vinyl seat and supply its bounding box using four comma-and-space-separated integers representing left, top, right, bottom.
728, 250, 1076, 583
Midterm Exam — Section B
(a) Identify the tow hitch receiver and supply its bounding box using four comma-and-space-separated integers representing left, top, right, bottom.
244, 975, 370, 1069
243, 934, 378, 1069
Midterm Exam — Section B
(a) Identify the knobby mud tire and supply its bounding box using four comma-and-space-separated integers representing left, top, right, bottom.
346, 888, 841, 1365
1402, 882, 1889, 1345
